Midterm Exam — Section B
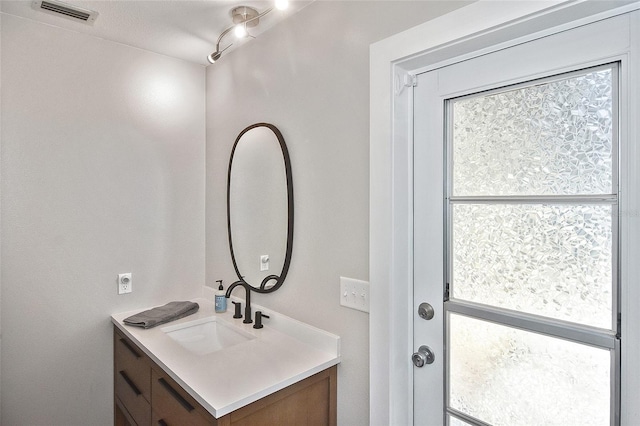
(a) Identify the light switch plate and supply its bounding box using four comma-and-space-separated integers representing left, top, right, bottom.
340, 277, 369, 313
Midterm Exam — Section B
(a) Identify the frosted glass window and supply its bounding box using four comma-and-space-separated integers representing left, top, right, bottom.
449, 314, 611, 426
448, 416, 473, 426
452, 68, 613, 196
452, 203, 613, 328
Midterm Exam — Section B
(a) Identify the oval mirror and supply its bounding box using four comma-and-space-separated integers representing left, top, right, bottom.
227, 123, 293, 293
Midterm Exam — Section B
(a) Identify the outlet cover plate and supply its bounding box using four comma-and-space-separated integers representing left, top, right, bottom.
340, 277, 369, 313
260, 254, 269, 272
118, 273, 132, 294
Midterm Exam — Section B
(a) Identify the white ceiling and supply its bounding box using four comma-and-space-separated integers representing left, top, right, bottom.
0, 0, 312, 66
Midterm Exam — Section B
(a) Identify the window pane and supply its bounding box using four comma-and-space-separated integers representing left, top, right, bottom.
448, 415, 473, 426
452, 203, 613, 329
449, 314, 611, 426
452, 68, 613, 196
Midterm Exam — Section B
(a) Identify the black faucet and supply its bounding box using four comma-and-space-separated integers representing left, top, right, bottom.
225, 280, 252, 324
253, 311, 270, 329
231, 301, 242, 319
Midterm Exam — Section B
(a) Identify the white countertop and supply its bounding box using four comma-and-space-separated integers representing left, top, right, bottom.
111, 297, 341, 418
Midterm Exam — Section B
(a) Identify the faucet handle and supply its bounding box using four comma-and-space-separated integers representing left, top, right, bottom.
253, 311, 270, 329
231, 301, 242, 319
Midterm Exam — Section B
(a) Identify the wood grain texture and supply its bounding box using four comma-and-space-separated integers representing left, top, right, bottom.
227, 366, 337, 426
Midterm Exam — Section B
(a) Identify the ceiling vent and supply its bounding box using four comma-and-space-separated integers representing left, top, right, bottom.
31, 0, 99, 25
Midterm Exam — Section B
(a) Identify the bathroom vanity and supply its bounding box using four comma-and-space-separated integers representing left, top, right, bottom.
111, 123, 338, 425
112, 298, 340, 425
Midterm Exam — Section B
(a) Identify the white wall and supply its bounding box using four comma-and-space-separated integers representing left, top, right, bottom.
205, 2, 470, 424
0, 14, 205, 425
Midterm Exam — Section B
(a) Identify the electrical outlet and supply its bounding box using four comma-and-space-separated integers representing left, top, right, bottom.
260, 255, 269, 271
118, 273, 132, 294
339, 276, 369, 313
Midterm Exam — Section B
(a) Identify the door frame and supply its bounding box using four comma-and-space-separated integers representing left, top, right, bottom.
369, 2, 640, 425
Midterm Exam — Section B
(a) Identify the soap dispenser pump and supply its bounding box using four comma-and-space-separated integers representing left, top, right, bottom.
215, 280, 227, 313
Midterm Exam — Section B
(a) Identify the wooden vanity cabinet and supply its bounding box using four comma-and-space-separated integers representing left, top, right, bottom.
223, 365, 337, 426
113, 326, 337, 426
114, 328, 151, 426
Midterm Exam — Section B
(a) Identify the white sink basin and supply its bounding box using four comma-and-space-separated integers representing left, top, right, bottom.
162, 317, 254, 355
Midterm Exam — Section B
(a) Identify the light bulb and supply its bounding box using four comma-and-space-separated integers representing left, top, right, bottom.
275, 0, 289, 10
234, 24, 247, 38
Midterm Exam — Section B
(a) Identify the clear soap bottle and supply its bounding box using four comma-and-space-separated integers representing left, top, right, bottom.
215, 280, 227, 313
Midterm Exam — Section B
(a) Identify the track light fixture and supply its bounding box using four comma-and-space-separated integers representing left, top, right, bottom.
207, 1, 289, 65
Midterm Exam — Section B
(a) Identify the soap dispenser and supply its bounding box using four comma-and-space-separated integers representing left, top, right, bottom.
215, 280, 227, 313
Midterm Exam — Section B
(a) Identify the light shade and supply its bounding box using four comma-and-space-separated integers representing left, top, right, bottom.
207, 51, 221, 64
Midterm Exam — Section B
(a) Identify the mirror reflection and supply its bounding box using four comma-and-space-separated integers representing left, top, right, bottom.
227, 123, 293, 293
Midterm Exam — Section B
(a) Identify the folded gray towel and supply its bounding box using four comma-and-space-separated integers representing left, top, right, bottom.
123, 301, 199, 329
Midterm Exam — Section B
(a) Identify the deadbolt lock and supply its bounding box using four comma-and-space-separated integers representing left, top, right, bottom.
418, 302, 434, 320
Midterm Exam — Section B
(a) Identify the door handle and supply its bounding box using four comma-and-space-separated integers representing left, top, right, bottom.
412, 345, 435, 367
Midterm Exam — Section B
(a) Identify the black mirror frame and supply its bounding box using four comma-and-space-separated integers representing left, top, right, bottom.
227, 123, 294, 294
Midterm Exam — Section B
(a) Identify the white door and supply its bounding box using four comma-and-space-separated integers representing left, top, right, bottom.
413, 12, 636, 426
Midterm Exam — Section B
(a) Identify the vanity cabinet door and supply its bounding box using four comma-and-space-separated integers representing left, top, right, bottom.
114, 329, 151, 426
151, 368, 216, 426
226, 366, 337, 426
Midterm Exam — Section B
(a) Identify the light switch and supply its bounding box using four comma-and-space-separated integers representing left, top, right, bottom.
339, 276, 369, 313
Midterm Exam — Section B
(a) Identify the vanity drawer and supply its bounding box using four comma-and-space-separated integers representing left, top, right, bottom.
115, 391, 151, 426
114, 330, 151, 402
151, 369, 215, 426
